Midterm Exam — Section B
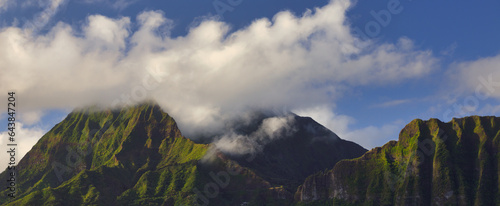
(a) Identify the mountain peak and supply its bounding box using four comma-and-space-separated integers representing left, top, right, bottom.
1, 102, 367, 205
218, 112, 366, 190
1, 101, 205, 202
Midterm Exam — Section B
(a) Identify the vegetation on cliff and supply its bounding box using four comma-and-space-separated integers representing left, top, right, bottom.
296, 116, 500, 206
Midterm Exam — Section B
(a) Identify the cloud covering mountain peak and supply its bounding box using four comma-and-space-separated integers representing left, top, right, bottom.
0, 0, 437, 139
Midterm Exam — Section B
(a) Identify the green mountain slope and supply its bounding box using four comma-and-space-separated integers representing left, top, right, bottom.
1, 103, 210, 205
295, 116, 500, 206
0, 103, 367, 205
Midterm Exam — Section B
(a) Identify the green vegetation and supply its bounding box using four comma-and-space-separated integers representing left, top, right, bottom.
6, 102, 496, 205
0, 103, 211, 205
1, 102, 329, 205
296, 116, 500, 205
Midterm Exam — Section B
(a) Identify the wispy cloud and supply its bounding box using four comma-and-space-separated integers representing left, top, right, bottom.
214, 115, 297, 155
372, 99, 411, 108
81, 0, 139, 11
294, 105, 403, 149
23, 0, 67, 32
112, 0, 138, 10
478, 104, 500, 116
0, 0, 12, 12
440, 42, 458, 57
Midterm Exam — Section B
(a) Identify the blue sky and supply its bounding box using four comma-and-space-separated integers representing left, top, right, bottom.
1, 0, 500, 162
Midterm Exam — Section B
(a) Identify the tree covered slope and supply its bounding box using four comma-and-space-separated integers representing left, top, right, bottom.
296, 116, 500, 206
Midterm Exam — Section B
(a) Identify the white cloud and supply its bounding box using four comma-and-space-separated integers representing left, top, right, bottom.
294, 105, 353, 137
85, 15, 131, 50
23, 0, 67, 32
18, 110, 45, 126
437, 53, 500, 119
0, 123, 45, 172
0, 0, 437, 139
453, 54, 500, 99
294, 105, 403, 149
214, 115, 296, 155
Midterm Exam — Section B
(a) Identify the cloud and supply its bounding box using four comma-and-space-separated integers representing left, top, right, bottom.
293, 105, 353, 137
23, 0, 67, 32
294, 105, 403, 149
372, 99, 411, 108
213, 115, 297, 155
0, 0, 12, 12
18, 110, 45, 126
435, 53, 500, 119
478, 104, 500, 116
0, 123, 45, 172
452, 54, 500, 99
440, 42, 458, 57
81, 0, 139, 10
341, 123, 402, 150
112, 0, 138, 10
0, 0, 437, 140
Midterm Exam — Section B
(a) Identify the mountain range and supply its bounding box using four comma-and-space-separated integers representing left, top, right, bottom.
1, 103, 499, 205
296, 116, 500, 205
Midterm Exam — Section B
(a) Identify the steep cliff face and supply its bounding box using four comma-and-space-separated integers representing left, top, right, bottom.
296, 116, 500, 206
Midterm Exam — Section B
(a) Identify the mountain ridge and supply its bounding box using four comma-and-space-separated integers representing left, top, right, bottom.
5, 102, 497, 205
0, 102, 367, 205
295, 116, 500, 205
